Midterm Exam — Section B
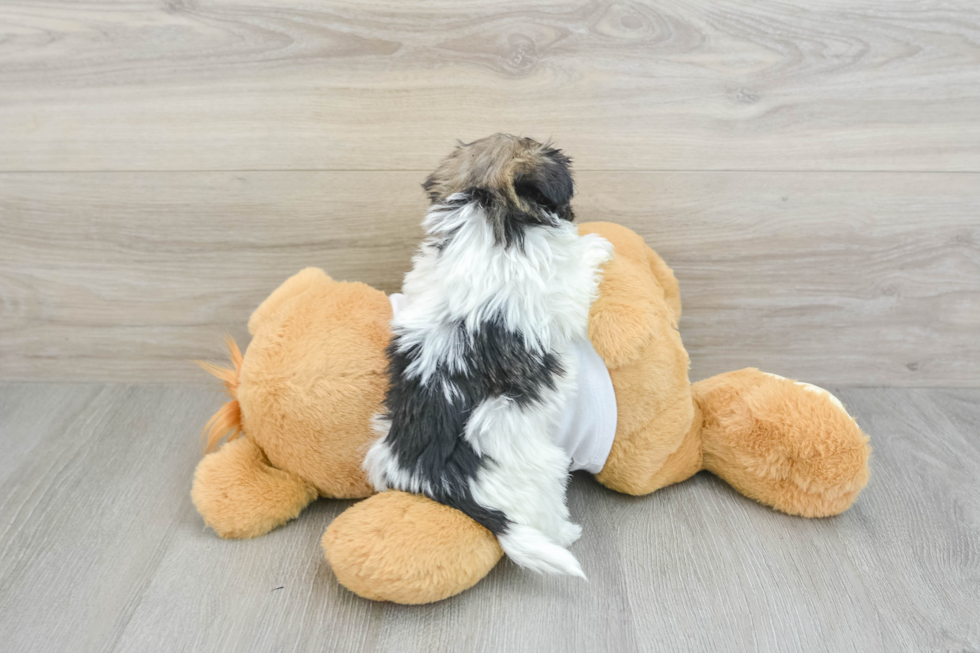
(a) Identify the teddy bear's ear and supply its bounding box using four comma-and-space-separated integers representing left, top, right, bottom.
248, 267, 333, 336
513, 145, 575, 219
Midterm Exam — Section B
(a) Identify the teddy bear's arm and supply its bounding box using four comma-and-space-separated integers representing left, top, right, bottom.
644, 247, 681, 324
587, 254, 664, 369
578, 222, 679, 369
191, 437, 318, 538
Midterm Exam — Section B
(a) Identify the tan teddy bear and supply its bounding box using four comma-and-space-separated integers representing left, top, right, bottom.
191, 221, 870, 604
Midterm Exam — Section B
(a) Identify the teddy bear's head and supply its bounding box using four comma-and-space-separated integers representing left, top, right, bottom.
236, 269, 392, 499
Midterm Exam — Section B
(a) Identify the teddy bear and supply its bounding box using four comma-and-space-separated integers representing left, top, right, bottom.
191, 221, 871, 605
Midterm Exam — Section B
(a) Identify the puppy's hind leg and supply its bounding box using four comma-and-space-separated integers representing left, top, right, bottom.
467, 396, 585, 577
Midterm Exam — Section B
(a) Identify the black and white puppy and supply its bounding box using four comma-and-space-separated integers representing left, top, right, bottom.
364, 134, 613, 577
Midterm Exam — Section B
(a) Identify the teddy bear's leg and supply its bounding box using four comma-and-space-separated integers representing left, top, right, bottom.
692, 368, 871, 517
322, 491, 504, 604
192, 437, 318, 538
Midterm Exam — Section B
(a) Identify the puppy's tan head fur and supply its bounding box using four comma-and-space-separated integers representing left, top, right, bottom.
423, 134, 575, 242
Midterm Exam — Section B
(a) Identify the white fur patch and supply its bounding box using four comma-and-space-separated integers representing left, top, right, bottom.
391, 197, 613, 382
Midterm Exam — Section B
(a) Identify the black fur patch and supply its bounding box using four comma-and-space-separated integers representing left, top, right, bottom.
469, 146, 576, 248
467, 187, 554, 250
382, 317, 564, 536
516, 146, 575, 222
421, 176, 439, 203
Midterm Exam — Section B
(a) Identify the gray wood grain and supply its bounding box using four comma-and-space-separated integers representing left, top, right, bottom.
0, 1, 978, 172
0, 384, 102, 482
0, 384, 225, 653
1, 384, 977, 652
2, 171, 977, 385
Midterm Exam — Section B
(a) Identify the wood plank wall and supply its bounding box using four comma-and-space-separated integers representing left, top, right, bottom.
1, 0, 978, 384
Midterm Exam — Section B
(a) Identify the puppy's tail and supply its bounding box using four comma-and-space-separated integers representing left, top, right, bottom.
498, 524, 586, 579
194, 335, 244, 454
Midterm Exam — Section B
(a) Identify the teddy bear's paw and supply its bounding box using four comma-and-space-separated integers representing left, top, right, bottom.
191, 437, 318, 539
323, 491, 504, 604
696, 368, 871, 518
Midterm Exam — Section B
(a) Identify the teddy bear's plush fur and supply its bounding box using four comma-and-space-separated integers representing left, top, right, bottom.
191, 221, 871, 604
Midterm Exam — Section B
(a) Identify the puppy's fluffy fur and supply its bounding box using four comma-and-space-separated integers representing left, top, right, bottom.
364, 134, 612, 577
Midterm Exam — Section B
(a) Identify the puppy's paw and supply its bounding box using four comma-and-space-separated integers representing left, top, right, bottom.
581, 233, 615, 267
555, 521, 583, 547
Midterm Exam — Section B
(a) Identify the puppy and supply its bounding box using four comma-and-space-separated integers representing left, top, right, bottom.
364, 134, 613, 577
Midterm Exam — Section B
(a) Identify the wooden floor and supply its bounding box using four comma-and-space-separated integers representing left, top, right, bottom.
0, 383, 977, 653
